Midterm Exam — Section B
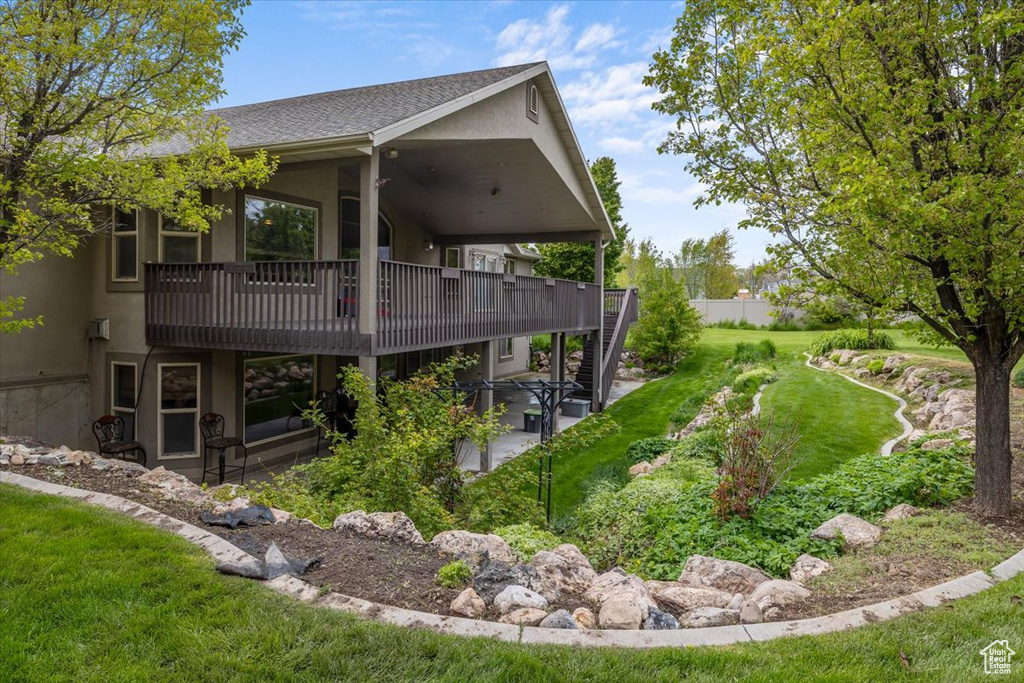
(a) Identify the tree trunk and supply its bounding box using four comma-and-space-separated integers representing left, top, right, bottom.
972, 357, 1013, 517
866, 314, 873, 343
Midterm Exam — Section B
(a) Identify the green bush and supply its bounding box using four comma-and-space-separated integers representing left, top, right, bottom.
435, 560, 473, 589
625, 437, 675, 464
731, 366, 778, 395
733, 339, 777, 365
631, 268, 703, 370
573, 445, 974, 578
669, 429, 724, 464
867, 358, 886, 375
809, 329, 896, 357
493, 523, 561, 562
1013, 367, 1024, 389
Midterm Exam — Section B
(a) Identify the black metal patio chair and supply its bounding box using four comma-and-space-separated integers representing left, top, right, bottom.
92, 415, 146, 465
200, 412, 248, 485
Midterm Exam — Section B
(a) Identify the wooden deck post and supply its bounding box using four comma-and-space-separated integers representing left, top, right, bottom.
592, 237, 604, 412
359, 148, 379, 337
477, 340, 495, 472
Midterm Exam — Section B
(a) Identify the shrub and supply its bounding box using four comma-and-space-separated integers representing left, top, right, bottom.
626, 437, 674, 464
809, 329, 896, 357
493, 523, 561, 562
670, 429, 724, 464
435, 560, 473, 589
731, 366, 777, 395
631, 268, 703, 370
711, 411, 799, 520
733, 339, 777, 365
804, 296, 858, 327
867, 358, 886, 375
572, 444, 973, 578
1013, 367, 1024, 389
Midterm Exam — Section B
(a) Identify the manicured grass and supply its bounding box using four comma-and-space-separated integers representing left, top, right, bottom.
2, 484, 1021, 682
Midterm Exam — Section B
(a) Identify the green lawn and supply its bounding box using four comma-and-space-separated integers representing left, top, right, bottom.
2, 484, 1020, 682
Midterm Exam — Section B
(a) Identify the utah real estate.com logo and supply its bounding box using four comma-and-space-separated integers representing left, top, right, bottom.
980, 640, 1015, 675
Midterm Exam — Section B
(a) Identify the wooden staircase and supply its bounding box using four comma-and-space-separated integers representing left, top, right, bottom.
573, 288, 638, 407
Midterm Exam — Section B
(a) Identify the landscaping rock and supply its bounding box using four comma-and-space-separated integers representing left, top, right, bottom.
110, 459, 149, 476
499, 608, 548, 627
573, 607, 596, 630
628, 461, 653, 476
471, 557, 544, 603
739, 600, 763, 624
598, 595, 645, 630
493, 585, 548, 614
677, 555, 772, 595
12, 444, 31, 461
881, 503, 921, 523
853, 368, 872, 379
882, 355, 906, 373
678, 607, 740, 628
584, 571, 656, 618
837, 350, 857, 366
332, 510, 425, 545
727, 593, 744, 610
645, 581, 733, 612
531, 544, 596, 597
643, 606, 680, 630
811, 513, 882, 549
539, 609, 577, 629
748, 580, 811, 611
920, 438, 954, 451
789, 554, 833, 584
138, 466, 207, 503
652, 453, 672, 468
90, 457, 114, 471
66, 450, 92, 466
430, 530, 517, 566
450, 588, 486, 618
36, 453, 63, 466
9, 453, 25, 466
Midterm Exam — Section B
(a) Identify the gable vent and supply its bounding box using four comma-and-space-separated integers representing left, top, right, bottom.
526, 84, 539, 123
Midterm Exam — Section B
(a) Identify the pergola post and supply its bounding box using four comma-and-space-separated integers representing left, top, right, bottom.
592, 236, 604, 412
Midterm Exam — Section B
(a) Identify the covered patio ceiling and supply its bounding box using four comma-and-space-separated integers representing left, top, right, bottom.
339, 139, 607, 243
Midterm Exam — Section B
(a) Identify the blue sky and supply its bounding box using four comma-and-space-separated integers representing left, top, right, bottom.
219, 0, 769, 264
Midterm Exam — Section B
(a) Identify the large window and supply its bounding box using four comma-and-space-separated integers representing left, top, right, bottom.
340, 196, 392, 260
244, 196, 317, 262
159, 215, 200, 263
112, 207, 138, 281
158, 363, 200, 459
445, 247, 460, 268
111, 362, 137, 437
244, 354, 315, 444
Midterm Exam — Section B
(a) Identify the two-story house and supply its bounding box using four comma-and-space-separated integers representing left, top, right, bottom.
0, 62, 637, 478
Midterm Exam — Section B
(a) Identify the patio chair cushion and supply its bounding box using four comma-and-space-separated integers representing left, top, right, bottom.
206, 436, 243, 449
100, 439, 144, 454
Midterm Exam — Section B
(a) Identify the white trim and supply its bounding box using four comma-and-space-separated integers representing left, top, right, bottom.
157, 362, 201, 460
158, 214, 201, 263
499, 337, 514, 359
242, 353, 318, 447
243, 194, 320, 262
111, 206, 139, 282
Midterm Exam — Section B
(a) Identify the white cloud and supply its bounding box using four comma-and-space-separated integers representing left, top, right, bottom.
494, 5, 625, 71
600, 136, 644, 154
560, 62, 656, 125
574, 24, 618, 52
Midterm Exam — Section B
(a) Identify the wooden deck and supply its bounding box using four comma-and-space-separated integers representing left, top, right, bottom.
145, 260, 603, 356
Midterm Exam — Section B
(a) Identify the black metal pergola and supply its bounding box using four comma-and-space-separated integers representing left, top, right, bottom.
445, 378, 583, 522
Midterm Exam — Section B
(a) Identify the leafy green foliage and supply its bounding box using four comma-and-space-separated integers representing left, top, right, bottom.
532, 156, 628, 285
671, 228, 739, 299
492, 524, 561, 562
625, 437, 674, 464
435, 560, 473, 589
1013, 367, 1024, 389
810, 329, 896, 357
573, 445, 974, 578
867, 359, 886, 375
0, 0, 276, 332
669, 429, 725, 465
731, 366, 778, 395
733, 339, 777, 365
243, 355, 509, 538
803, 296, 859, 328
630, 266, 703, 371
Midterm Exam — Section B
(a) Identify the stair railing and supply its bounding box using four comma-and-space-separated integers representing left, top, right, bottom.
598, 287, 638, 406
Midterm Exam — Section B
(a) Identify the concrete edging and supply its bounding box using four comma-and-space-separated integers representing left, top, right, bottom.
2, 469, 1021, 649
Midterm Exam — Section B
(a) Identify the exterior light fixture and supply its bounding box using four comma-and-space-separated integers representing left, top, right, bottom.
383, 147, 399, 159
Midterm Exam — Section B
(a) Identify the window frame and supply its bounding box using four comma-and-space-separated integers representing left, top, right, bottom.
339, 194, 394, 261
111, 206, 139, 282
503, 257, 517, 274
110, 361, 138, 436
500, 338, 514, 360
157, 362, 201, 460
243, 193, 319, 261
444, 247, 460, 269
242, 353, 317, 447
158, 214, 201, 264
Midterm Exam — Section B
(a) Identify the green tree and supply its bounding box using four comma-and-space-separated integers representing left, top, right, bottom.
672, 228, 739, 299
630, 239, 703, 370
647, 0, 1024, 514
1, 0, 276, 332
533, 156, 629, 285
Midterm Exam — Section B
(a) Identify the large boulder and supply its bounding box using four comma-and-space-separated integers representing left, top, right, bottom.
471, 556, 545, 603
530, 544, 596, 597
584, 570, 657, 619
499, 608, 547, 626
332, 510, 424, 545
747, 580, 811, 612
678, 607, 740, 628
430, 530, 517, 567
881, 503, 922, 523
645, 581, 734, 612
450, 587, 486, 618
493, 585, 548, 615
539, 609, 577, 629
598, 595, 645, 630
677, 555, 772, 595
643, 606, 680, 630
811, 513, 882, 549
789, 554, 833, 584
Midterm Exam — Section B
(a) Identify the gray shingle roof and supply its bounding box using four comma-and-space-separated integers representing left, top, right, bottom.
144, 63, 542, 156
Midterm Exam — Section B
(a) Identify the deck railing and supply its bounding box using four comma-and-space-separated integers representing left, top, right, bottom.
145, 260, 603, 355
600, 287, 639, 404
